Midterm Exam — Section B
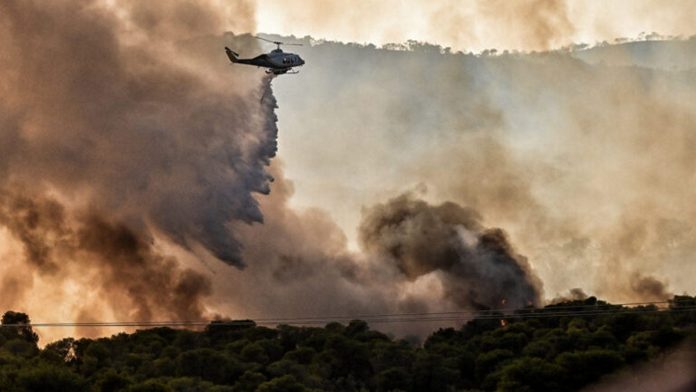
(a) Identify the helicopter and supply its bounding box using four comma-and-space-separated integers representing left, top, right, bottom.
225, 36, 305, 75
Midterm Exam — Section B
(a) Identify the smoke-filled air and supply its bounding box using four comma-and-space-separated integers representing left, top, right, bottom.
272, 34, 696, 308
0, 0, 695, 348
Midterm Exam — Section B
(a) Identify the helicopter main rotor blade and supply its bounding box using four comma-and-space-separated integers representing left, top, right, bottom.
255, 36, 303, 46
254, 36, 277, 44
255, 36, 280, 44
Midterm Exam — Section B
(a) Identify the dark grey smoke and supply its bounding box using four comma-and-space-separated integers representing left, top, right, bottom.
359, 195, 542, 309
77, 214, 213, 322
223, 177, 544, 337
550, 288, 590, 304
0, 1, 274, 267
0, 190, 67, 273
630, 273, 672, 301
0, 189, 211, 323
0, 0, 275, 326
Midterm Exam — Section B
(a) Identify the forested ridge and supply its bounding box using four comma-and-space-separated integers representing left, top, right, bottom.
0, 296, 694, 392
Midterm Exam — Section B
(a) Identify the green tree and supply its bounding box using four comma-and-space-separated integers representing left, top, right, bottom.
555, 349, 624, 388
1, 311, 39, 345
93, 369, 133, 392
176, 348, 230, 384
256, 375, 307, 392
16, 364, 87, 392
376, 367, 412, 392
475, 349, 514, 382
127, 380, 170, 392
497, 357, 565, 391
233, 371, 266, 392
43, 338, 76, 363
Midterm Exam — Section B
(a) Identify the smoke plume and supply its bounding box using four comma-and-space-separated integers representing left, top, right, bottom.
359, 195, 541, 309
0, 189, 211, 325
211, 170, 543, 339
629, 273, 672, 302
0, 0, 277, 267
0, 0, 278, 337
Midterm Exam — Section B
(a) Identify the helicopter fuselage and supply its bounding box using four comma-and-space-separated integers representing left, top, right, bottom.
226, 47, 305, 75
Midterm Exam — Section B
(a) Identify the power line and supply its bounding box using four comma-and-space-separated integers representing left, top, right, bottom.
1, 301, 693, 328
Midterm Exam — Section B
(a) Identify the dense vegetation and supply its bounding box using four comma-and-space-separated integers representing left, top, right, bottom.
0, 296, 693, 391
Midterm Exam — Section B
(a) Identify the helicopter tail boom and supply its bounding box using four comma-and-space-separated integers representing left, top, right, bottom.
225, 47, 239, 63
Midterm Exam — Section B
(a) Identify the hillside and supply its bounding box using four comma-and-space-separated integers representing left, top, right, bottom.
570, 38, 696, 70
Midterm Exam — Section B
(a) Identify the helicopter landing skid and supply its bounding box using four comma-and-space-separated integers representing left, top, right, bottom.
265, 69, 299, 75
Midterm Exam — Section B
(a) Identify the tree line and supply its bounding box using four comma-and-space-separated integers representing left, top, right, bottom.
0, 295, 693, 391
